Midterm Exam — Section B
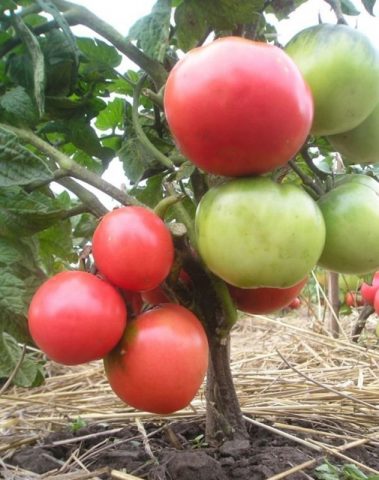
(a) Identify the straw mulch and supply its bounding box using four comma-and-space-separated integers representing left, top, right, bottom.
1, 305, 379, 479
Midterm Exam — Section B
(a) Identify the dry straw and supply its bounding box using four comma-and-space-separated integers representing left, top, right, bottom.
1, 302, 378, 479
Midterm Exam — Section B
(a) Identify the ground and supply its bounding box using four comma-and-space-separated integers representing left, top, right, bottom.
1, 305, 379, 479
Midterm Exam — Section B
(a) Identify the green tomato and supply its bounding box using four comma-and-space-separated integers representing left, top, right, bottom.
285, 24, 379, 136
338, 274, 361, 293
334, 174, 379, 192
195, 177, 326, 288
328, 102, 379, 165
318, 181, 379, 274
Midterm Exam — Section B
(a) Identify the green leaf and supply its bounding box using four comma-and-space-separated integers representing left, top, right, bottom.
0, 333, 44, 387
42, 30, 79, 96
128, 0, 171, 61
77, 37, 122, 69
362, 0, 376, 15
118, 137, 156, 183
0, 187, 67, 237
96, 97, 125, 131
0, 86, 39, 127
267, 0, 308, 20
342, 464, 368, 479
175, 1, 208, 51
0, 270, 28, 316
341, 0, 360, 15
38, 220, 77, 274
129, 173, 165, 207
0, 126, 53, 187
72, 213, 97, 242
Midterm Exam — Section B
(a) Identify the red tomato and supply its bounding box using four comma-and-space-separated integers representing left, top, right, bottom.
141, 270, 191, 305
361, 272, 379, 305
164, 36, 313, 177
228, 278, 307, 315
345, 291, 364, 308
122, 290, 143, 316
288, 297, 301, 309
28, 271, 127, 365
92, 206, 174, 292
104, 304, 209, 414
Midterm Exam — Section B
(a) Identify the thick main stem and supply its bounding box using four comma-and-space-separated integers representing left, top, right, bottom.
206, 335, 249, 443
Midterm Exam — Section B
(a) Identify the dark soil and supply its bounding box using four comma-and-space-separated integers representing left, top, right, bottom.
6, 418, 379, 479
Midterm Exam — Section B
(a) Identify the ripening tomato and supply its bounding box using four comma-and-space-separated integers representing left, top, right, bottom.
345, 291, 364, 308
361, 272, 379, 305
104, 304, 209, 414
228, 278, 307, 315
92, 206, 174, 292
286, 24, 379, 135
164, 36, 313, 177
288, 297, 301, 309
28, 271, 127, 365
318, 180, 379, 274
195, 177, 325, 288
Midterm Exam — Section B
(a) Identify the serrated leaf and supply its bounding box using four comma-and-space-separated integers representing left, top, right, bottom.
0, 187, 67, 237
267, 0, 308, 20
341, 0, 360, 15
0, 270, 28, 316
38, 220, 77, 274
96, 97, 125, 131
0, 126, 53, 187
72, 213, 97, 241
77, 37, 122, 69
42, 30, 79, 96
176, 162, 196, 181
175, 1, 208, 51
362, 0, 376, 15
0, 86, 39, 127
118, 137, 156, 183
128, 0, 171, 61
0, 333, 44, 387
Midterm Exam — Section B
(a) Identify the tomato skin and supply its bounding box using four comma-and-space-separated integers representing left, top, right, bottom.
228, 278, 307, 315
92, 207, 174, 292
318, 181, 379, 274
361, 272, 379, 305
104, 304, 209, 414
288, 297, 301, 309
164, 36, 313, 177
345, 291, 363, 308
28, 271, 127, 365
195, 177, 325, 288
141, 270, 191, 305
328, 103, 379, 165
286, 24, 379, 135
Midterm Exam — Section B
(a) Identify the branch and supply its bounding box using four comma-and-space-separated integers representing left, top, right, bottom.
288, 159, 324, 197
58, 177, 108, 218
50, 0, 168, 88
324, 0, 348, 24
132, 75, 174, 171
352, 304, 375, 343
0, 123, 144, 208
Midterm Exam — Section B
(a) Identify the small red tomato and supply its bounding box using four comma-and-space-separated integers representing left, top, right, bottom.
164, 37, 313, 176
28, 271, 127, 365
345, 291, 364, 308
92, 206, 174, 292
228, 278, 307, 315
361, 271, 379, 305
104, 304, 209, 414
288, 297, 301, 309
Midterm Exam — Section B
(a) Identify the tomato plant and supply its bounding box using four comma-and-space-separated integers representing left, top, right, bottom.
164, 36, 313, 177
104, 304, 209, 414
28, 271, 127, 365
228, 278, 307, 315
195, 177, 325, 288
92, 207, 174, 292
318, 179, 379, 274
286, 24, 379, 135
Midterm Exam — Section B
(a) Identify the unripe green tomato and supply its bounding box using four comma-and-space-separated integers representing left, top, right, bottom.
318, 181, 379, 274
328, 102, 379, 165
195, 177, 326, 288
285, 24, 379, 136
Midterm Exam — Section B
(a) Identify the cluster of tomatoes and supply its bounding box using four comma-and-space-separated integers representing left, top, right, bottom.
28, 206, 209, 414
28, 24, 379, 414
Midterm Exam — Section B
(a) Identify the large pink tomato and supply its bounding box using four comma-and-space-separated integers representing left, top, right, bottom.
164, 36, 313, 177
28, 271, 127, 365
92, 206, 174, 292
104, 304, 209, 414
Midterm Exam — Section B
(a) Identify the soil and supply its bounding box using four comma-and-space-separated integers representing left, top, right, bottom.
7, 417, 379, 479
